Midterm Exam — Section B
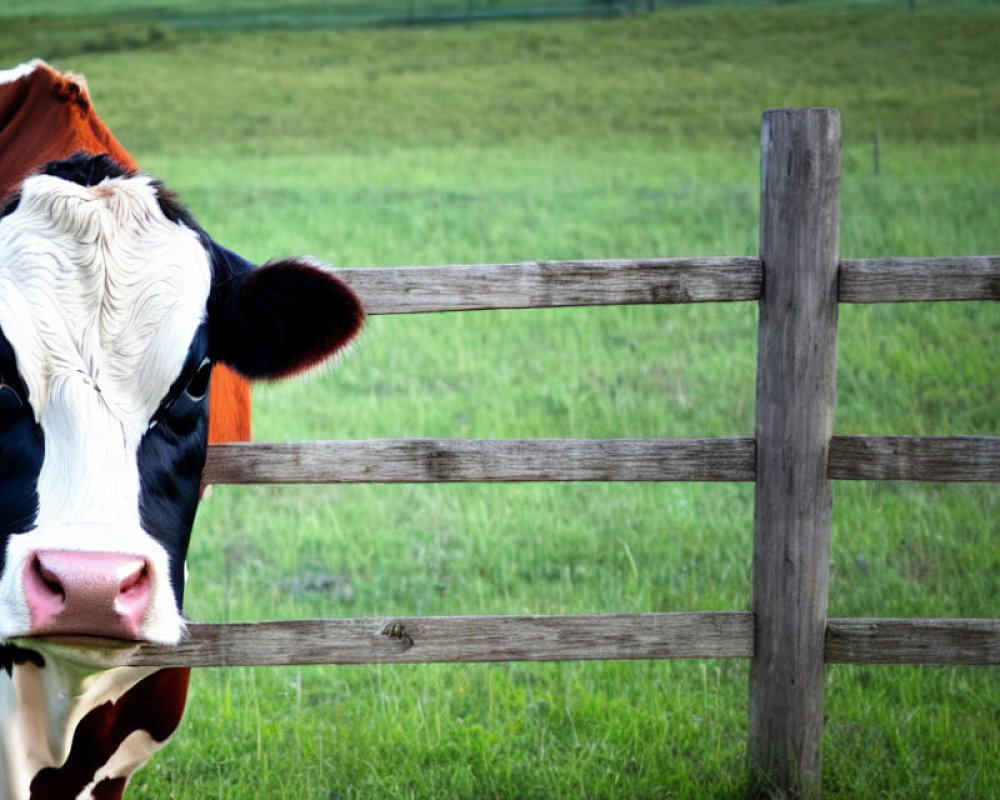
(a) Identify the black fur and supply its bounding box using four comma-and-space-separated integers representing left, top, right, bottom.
0, 643, 44, 676
1, 151, 131, 221
0, 326, 44, 579
39, 151, 132, 187
1, 192, 19, 219
208, 247, 364, 380
137, 326, 211, 609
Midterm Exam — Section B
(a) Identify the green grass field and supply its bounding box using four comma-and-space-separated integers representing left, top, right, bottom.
3, 4, 999, 797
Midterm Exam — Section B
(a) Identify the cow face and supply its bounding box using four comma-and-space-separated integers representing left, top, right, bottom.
0, 153, 363, 646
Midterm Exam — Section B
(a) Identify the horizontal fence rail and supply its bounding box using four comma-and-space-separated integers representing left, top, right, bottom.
839, 256, 1000, 303
203, 435, 1000, 485
331, 257, 762, 314
329, 255, 1000, 314
826, 618, 1000, 666
52, 613, 757, 668
36, 615, 1000, 669
829, 435, 1000, 482
203, 438, 757, 484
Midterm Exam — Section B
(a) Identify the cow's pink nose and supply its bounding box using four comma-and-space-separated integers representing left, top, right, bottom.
23, 550, 152, 640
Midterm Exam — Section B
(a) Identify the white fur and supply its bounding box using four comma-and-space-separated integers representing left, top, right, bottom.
0, 60, 41, 86
0, 170, 212, 645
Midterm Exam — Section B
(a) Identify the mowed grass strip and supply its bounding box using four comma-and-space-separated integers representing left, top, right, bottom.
3, 6, 998, 798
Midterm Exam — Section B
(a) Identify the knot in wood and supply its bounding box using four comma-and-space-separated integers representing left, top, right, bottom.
380, 621, 414, 649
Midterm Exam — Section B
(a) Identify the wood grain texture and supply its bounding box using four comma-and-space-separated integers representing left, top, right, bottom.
203, 438, 757, 484
202, 436, 1000, 485
328, 255, 1000, 312
826, 618, 1000, 665
330, 257, 762, 314
839, 256, 1000, 303
87, 613, 756, 668
749, 107, 842, 798
829, 435, 1000, 482
37, 615, 1000, 668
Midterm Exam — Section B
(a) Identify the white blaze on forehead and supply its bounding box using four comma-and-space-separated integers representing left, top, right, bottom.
0, 172, 211, 429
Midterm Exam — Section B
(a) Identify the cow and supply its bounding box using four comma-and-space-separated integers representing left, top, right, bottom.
0, 63, 365, 798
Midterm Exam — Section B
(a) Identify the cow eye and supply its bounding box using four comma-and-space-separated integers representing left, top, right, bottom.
183, 358, 212, 401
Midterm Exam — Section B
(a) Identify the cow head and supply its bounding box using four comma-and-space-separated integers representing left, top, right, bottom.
0, 153, 364, 646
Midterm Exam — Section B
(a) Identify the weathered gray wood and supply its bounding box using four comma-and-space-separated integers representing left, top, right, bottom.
200, 431, 1000, 484
327, 255, 1000, 313
203, 437, 757, 484
45, 613, 755, 668
749, 107, 842, 799
829, 435, 1000, 482
39, 615, 1000, 668
331, 257, 761, 314
826, 618, 1000, 665
203, 436, 1000, 485
839, 256, 1000, 303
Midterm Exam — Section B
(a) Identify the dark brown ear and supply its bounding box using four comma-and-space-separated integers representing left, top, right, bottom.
208, 254, 364, 380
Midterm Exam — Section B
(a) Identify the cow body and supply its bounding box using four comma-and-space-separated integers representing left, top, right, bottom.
0, 62, 364, 798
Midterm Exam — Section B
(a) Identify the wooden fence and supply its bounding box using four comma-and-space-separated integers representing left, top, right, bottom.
123, 108, 999, 797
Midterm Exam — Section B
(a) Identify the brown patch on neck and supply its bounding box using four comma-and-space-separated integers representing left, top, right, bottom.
28, 668, 191, 799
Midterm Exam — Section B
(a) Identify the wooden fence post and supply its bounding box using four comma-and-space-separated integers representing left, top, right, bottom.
749, 107, 842, 798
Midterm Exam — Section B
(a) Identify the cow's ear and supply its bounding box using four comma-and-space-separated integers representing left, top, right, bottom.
209, 257, 364, 380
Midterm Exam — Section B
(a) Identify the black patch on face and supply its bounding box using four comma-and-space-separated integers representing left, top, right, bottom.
137, 325, 212, 610
39, 152, 134, 188
2, 152, 135, 221
0, 325, 44, 578
150, 179, 202, 233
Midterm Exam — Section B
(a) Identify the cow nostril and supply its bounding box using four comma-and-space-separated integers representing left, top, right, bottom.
120, 562, 150, 596
32, 554, 65, 600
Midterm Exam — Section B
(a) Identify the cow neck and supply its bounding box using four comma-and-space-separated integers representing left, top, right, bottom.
1, 640, 157, 799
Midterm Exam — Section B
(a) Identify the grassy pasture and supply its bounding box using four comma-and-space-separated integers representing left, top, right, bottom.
3, 5, 999, 798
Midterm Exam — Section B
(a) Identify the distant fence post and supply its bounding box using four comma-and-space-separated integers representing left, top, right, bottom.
749, 108, 842, 798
